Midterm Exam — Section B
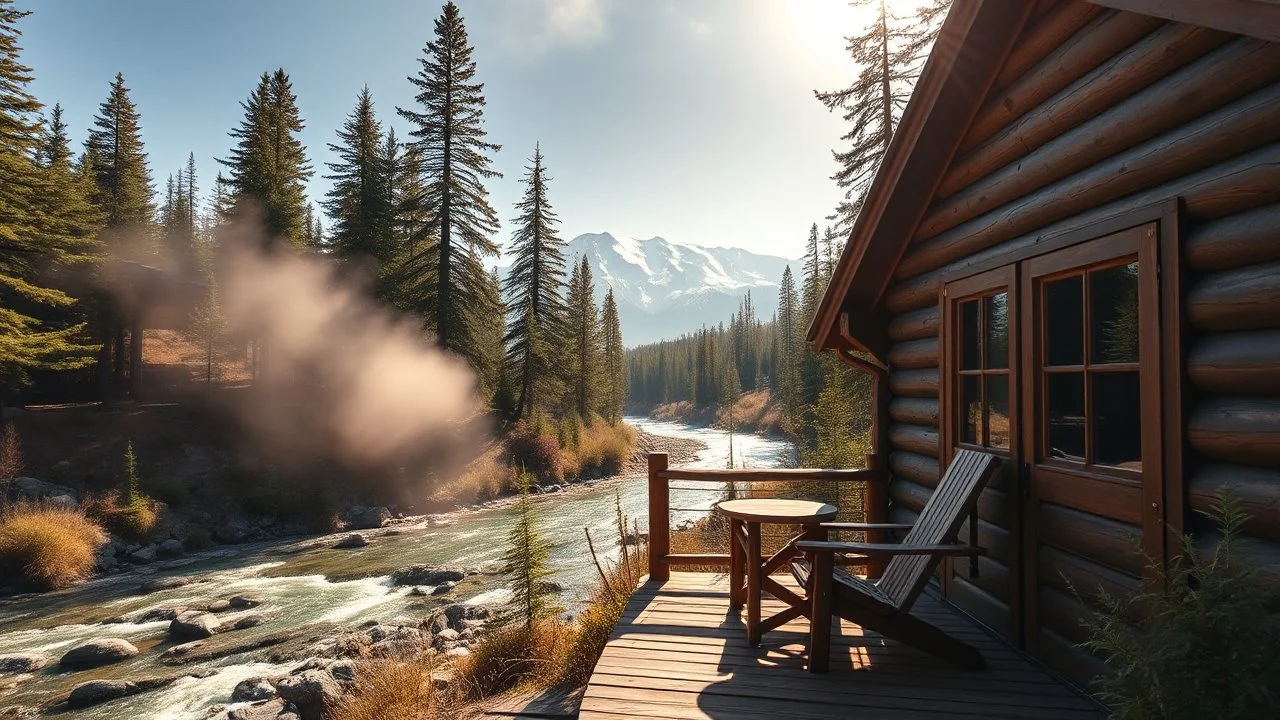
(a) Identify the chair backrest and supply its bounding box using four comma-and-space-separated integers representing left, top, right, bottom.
875, 449, 999, 610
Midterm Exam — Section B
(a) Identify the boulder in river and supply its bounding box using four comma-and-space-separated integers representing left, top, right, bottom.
206, 599, 232, 613
227, 698, 297, 720
229, 594, 263, 609
333, 533, 367, 549
59, 639, 138, 669
232, 677, 278, 702
273, 669, 340, 720
67, 679, 134, 708
0, 654, 48, 675
233, 614, 271, 630
390, 565, 465, 586
431, 581, 455, 595
158, 538, 184, 557
140, 576, 193, 594
341, 505, 391, 530
170, 610, 221, 639
129, 544, 158, 564
214, 517, 251, 544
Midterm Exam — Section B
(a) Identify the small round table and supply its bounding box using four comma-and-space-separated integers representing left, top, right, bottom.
715, 498, 838, 645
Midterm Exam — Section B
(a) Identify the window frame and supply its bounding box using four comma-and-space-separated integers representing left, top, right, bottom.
941, 265, 1018, 461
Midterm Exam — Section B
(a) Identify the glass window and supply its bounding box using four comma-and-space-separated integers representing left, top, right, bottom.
960, 300, 980, 371
1090, 262, 1139, 365
961, 375, 982, 446
986, 375, 1010, 450
1093, 371, 1141, 467
1045, 276, 1083, 367
985, 293, 1009, 370
953, 288, 1009, 454
1046, 372, 1086, 462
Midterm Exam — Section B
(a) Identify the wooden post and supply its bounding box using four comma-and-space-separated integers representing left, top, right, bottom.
809, 548, 834, 673
128, 317, 143, 401
864, 453, 889, 579
746, 521, 762, 645
648, 452, 669, 581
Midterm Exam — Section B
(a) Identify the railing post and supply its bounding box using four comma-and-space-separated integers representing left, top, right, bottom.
648, 452, 670, 581
863, 452, 889, 578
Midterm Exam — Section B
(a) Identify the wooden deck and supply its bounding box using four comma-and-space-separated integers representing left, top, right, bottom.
580, 572, 1104, 719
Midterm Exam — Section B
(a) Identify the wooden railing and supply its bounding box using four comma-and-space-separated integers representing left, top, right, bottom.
647, 452, 890, 581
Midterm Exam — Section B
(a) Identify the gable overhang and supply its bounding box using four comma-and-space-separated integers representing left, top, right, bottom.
1089, 0, 1280, 42
807, 0, 1037, 361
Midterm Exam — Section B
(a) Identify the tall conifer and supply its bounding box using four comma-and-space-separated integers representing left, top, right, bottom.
503, 144, 567, 419
396, 1, 502, 368
86, 72, 154, 251
564, 255, 600, 420
323, 87, 394, 278
600, 289, 625, 423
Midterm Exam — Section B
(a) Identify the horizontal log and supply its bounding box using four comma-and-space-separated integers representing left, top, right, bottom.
959, 10, 1161, 157
1185, 203, 1280, 273
1188, 463, 1280, 543
957, 516, 1013, 567
887, 474, 1012, 529
888, 369, 938, 399
1187, 396, 1280, 468
943, 22, 1232, 198
887, 141, 1280, 314
1039, 545, 1142, 604
1187, 330, 1280, 396
887, 450, 940, 487
1038, 503, 1144, 577
1036, 585, 1105, 646
899, 84, 1280, 281
886, 305, 939, 342
1195, 531, 1280, 590
888, 397, 939, 428
988, 1, 1104, 93
657, 467, 883, 483
664, 554, 730, 566
1186, 261, 1280, 332
975, 487, 1014, 529
923, 37, 1280, 241
949, 575, 1015, 638
886, 337, 938, 370
887, 477, 932, 514
887, 423, 939, 458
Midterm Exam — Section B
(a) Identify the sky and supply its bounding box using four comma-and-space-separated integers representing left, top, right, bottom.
18, 0, 879, 260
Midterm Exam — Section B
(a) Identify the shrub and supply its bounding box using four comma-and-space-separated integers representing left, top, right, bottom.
1080, 491, 1280, 719
576, 421, 636, 476
331, 660, 453, 720
437, 452, 517, 505
454, 619, 572, 700
0, 503, 107, 590
505, 421, 564, 483
83, 490, 159, 541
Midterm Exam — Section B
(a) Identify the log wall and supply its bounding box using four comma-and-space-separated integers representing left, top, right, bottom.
872, 1, 1280, 668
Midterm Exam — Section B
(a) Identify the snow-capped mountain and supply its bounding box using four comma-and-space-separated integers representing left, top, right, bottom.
504, 232, 794, 346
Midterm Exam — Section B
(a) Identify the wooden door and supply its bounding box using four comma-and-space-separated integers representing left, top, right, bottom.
1017, 224, 1164, 685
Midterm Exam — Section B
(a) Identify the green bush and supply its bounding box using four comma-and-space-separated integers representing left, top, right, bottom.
1080, 491, 1280, 719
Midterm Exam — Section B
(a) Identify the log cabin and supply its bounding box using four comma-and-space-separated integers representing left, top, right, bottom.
807, 0, 1280, 687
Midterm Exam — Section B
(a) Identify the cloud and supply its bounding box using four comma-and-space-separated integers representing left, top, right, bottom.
501, 0, 609, 56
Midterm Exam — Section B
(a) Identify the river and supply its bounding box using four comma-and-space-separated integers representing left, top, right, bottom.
0, 417, 793, 719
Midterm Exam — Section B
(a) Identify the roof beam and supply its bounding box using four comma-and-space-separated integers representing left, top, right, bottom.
1088, 0, 1280, 42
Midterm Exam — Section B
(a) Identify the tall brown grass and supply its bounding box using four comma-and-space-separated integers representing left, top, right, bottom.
83, 490, 159, 541
575, 422, 636, 476
331, 660, 453, 720
0, 503, 107, 590
0, 421, 22, 482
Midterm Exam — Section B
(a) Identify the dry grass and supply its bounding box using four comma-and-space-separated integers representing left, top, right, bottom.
0, 503, 107, 590
575, 422, 636, 476
559, 544, 646, 686
715, 389, 785, 435
435, 447, 518, 506
83, 490, 160, 541
331, 659, 454, 720
454, 620, 574, 701
0, 421, 22, 481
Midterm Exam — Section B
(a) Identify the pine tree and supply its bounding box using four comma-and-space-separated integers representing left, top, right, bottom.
720, 358, 741, 468
600, 289, 626, 423
220, 69, 313, 247
159, 165, 197, 274
501, 471, 558, 629
38, 103, 71, 167
564, 255, 601, 420
396, 1, 502, 368
503, 143, 568, 420
777, 265, 802, 427
0, 2, 102, 394
817, 0, 941, 230
323, 87, 394, 278
86, 72, 154, 246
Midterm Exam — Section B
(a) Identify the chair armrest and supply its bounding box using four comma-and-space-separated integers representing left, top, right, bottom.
795, 540, 987, 557
820, 522, 914, 531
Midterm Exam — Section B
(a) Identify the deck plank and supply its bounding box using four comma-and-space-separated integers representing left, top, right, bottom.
580, 572, 1104, 719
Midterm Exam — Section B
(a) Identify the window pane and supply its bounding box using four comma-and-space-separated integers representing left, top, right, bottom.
985, 292, 1009, 370
1046, 372, 1085, 462
986, 374, 1010, 450
961, 375, 983, 445
1093, 371, 1142, 469
1090, 262, 1140, 365
960, 300, 980, 370
1045, 275, 1084, 367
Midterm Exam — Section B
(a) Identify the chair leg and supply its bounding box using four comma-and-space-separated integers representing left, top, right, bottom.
746, 521, 762, 645
808, 551, 833, 673
729, 518, 744, 613
861, 610, 986, 671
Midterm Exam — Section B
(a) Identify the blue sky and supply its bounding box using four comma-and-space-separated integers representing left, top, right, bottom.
19, 0, 867, 259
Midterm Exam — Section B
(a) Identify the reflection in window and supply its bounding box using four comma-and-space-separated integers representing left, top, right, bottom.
1090, 262, 1139, 365
961, 375, 982, 445
1045, 275, 1084, 366
985, 293, 1009, 370
1046, 373, 1085, 462
1093, 371, 1141, 468
960, 300, 980, 371
954, 288, 1008, 454
986, 374, 1010, 450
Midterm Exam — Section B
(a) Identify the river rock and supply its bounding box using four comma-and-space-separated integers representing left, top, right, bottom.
170, 610, 221, 639
140, 576, 193, 594
341, 505, 390, 530
538, 580, 565, 594
232, 677, 278, 702
227, 698, 295, 720
158, 538, 185, 557
10, 476, 77, 505
431, 581, 455, 595
466, 604, 492, 620
408, 586, 428, 596
214, 518, 251, 544
329, 661, 356, 682
139, 607, 185, 622
128, 544, 158, 564
0, 654, 48, 675
443, 604, 469, 627
229, 594, 263, 609
332, 533, 367, 549
206, 599, 232, 613
273, 670, 340, 720
234, 614, 270, 630
390, 565, 465, 586
68, 679, 134, 708
445, 646, 470, 659
59, 639, 138, 668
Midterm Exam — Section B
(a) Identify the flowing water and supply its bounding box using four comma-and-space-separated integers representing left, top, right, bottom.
0, 417, 792, 719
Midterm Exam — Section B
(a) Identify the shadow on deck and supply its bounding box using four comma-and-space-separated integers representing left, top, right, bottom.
580, 571, 1104, 719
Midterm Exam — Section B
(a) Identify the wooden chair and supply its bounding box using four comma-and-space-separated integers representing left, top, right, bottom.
794, 449, 1001, 673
